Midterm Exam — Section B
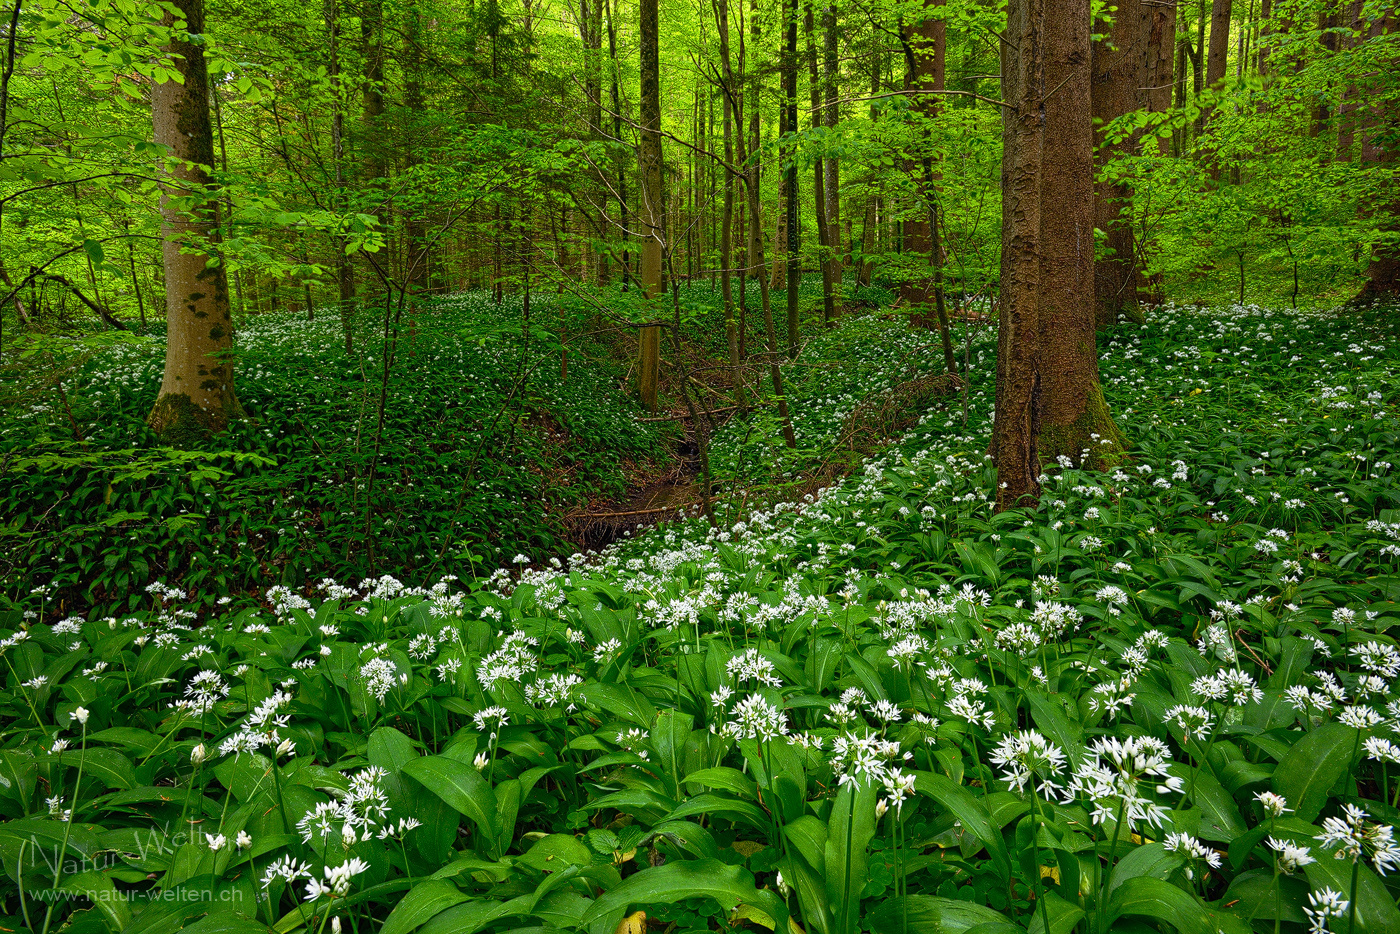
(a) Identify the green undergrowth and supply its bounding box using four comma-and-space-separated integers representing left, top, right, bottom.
0, 292, 667, 616
1, 302, 1399, 934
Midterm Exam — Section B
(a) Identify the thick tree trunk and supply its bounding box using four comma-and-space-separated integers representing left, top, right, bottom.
994, 0, 1125, 510
1206, 0, 1231, 90
149, 0, 242, 441
1091, 0, 1149, 328
993, 0, 1046, 510
637, 0, 662, 409
1358, 11, 1399, 299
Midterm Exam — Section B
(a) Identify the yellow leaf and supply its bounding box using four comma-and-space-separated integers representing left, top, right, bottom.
614, 910, 646, 934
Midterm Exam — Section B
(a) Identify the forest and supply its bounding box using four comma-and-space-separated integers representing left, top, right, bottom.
1, 0, 1400, 931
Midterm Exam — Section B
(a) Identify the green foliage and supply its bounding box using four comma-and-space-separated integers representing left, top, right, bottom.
0, 301, 1398, 934
0, 292, 664, 614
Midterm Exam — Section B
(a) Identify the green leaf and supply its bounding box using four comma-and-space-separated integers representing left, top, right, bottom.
823, 781, 877, 934
402, 755, 499, 841
1302, 849, 1400, 934
381, 879, 470, 934
913, 771, 1013, 882
1107, 876, 1216, 934
62, 869, 134, 929
1273, 722, 1358, 821
867, 896, 1017, 934
61, 747, 136, 789
684, 766, 758, 800
578, 858, 788, 929
1027, 891, 1085, 934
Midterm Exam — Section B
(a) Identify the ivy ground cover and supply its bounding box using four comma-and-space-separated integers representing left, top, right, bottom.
3, 303, 1400, 934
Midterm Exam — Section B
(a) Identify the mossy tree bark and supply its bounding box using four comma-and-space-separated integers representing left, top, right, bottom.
637, 0, 662, 410
149, 0, 242, 443
993, 0, 1126, 511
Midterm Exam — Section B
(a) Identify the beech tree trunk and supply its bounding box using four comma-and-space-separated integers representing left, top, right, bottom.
148, 0, 242, 441
993, 0, 1126, 510
1091, 0, 1150, 328
717, 0, 742, 395
637, 0, 662, 409
1358, 11, 1399, 299
804, 2, 834, 326
403, 1, 430, 300
744, 0, 797, 448
900, 3, 943, 321
823, 2, 842, 313
326, 0, 355, 352
783, 0, 800, 356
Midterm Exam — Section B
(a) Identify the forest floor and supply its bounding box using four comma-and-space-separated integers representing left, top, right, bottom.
1, 300, 1398, 934
0, 277, 935, 616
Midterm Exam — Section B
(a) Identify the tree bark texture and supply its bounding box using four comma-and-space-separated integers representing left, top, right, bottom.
900, 4, 943, 319
1091, 0, 1150, 328
1359, 10, 1399, 298
637, 0, 662, 409
993, 0, 1126, 511
149, 0, 242, 441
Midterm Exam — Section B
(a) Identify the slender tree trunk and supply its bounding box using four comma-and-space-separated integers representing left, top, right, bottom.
783, 0, 800, 356
637, 0, 663, 409
1202, 0, 1231, 141
606, 0, 630, 289
402, 0, 429, 308
149, 0, 242, 440
326, 0, 355, 351
717, 0, 745, 407
822, 1, 842, 314
745, 0, 796, 447
804, 2, 835, 326
900, 1, 945, 333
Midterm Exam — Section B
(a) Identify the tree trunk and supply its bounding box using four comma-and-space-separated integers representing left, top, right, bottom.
637, 0, 662, 409
1091, 0, 1149, 328
149, 0, 241, 441
822, 1, 842, 314
717, 0, 745, 409
402, 1, 430, 303
1358, 11, 1399, 299
745, 0, 796, 447
326, 0, 355, 352
993, 0, 1125, 510
900, 1, 945, 332
783, 0, 799, 356
805, 1, 835, 326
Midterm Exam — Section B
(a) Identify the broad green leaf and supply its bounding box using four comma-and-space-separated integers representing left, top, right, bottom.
1273, 722, 1358, 822
1107, 876, 1216, 934
402, 755, 499, 841
578, 858, 788, 929
867, 896, 1017, 934
914, 771, 1013, 882
381, 879, 470, 934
